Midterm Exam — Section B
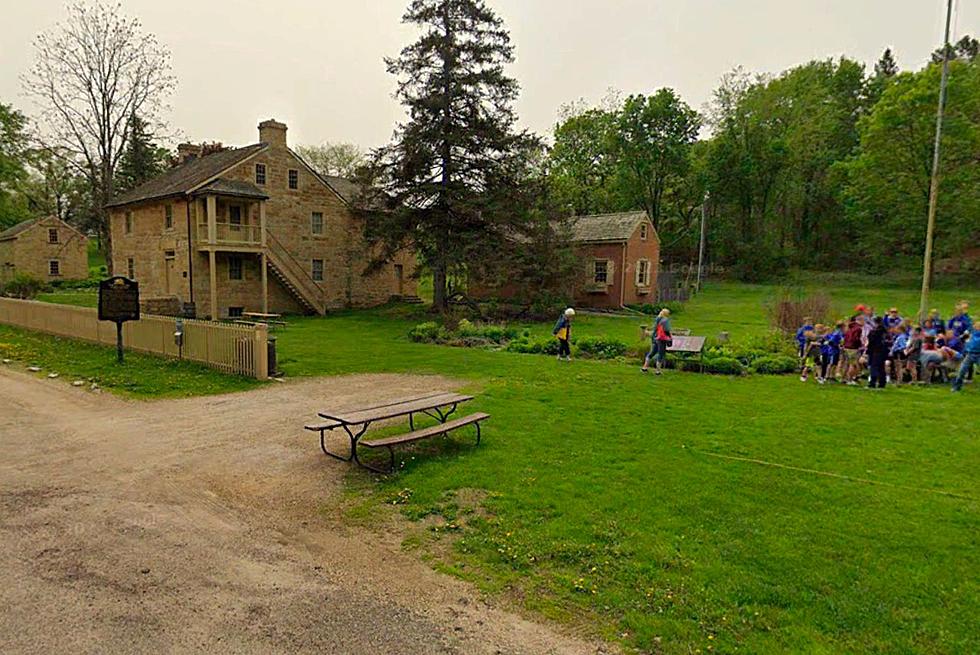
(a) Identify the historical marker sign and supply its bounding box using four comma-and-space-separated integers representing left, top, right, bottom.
98, 277, 140, 362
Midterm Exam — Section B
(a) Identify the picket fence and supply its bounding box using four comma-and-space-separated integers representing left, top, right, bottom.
0, 297, 269, 379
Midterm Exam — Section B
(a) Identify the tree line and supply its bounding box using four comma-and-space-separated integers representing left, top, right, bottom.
2, 0, 977, 305
547, 37, 980, 280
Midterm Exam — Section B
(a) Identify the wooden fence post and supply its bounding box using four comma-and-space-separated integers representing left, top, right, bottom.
253, 323, 269, 380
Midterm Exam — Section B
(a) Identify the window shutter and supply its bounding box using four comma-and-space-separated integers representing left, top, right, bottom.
605, 259, 615, 283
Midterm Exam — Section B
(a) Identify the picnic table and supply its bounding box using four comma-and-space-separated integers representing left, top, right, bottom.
308, 391, 488, 472
242, 311, 287, 327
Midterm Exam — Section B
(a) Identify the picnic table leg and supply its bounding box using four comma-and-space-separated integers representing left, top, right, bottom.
422, 403, 459, 424
353, 441, 396, 474
320, 423, 369, 463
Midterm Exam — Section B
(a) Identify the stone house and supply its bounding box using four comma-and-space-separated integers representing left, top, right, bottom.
105, 119, 416, 319
0, 216, 89, 284
470, 211, 660, 309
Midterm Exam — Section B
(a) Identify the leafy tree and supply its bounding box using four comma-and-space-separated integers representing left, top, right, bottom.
115, 114, 168, 193
612, 90, 701, 232
547, 107, 622, 215
22, 0, 174, 269
295, 142, 365, 178
362, 0, 537, 311
932, 35, 979, 64
0, 103, 32, 229
837, 59, 980, 265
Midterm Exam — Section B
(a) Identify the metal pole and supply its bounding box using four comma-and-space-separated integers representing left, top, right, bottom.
696, 191, 709, 292
116, 321, 124, 363
919, 0, 954, 321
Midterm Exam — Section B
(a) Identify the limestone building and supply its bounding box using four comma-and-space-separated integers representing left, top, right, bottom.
106, 119, 416, 319
0, 216, 89, 284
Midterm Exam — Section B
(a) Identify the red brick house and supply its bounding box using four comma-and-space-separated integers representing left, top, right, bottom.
567, 211, 660, 309
471, 211, 660, 309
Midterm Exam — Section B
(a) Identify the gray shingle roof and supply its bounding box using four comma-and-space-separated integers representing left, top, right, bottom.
193, 178, 269, 200
0, 218, 38, 241
106, 144, 267, 207
568, 211, 652, 243
322, 175, 362, 205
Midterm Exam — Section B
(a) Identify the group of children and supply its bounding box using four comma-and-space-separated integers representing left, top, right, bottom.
796, 301, 979, 390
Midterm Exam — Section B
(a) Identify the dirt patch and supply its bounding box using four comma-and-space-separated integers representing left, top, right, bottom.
0, 368, 614, 655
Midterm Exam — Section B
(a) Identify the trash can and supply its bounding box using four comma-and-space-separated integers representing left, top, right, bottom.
267, 336, 278, 377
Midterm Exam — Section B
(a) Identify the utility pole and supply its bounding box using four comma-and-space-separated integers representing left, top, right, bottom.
919, 0, 954, 321
696, 191, 709, 292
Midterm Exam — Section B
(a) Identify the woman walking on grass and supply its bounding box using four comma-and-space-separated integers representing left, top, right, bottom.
553, 308, 574, 361
641, 309, 673, 375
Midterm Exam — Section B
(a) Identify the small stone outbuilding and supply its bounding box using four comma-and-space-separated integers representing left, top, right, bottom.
0, 216, 89, 284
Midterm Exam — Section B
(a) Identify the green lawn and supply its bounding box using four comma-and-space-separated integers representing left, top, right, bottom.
23, 278, 980, 652
271, 279, 980, 654
36, 290, 98, 308
0, 324, 261, 398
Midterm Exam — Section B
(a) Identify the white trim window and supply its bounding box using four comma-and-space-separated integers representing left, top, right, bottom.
636, 259, 651, 287
312, 258, 324, 281
640, 223, 648, 240
288, 169, 298, 190
593, 259, 609, 285
255, 163, 267, 185
165, 204, 174, 230
48, 260, 61, 276
48, 228, 59, 243
311, 212, 324, 235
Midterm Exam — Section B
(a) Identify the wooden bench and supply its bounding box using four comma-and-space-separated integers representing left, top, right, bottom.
358, 413, 489, 472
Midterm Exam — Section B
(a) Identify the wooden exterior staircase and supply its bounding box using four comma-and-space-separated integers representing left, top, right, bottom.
265, 232, 326, 315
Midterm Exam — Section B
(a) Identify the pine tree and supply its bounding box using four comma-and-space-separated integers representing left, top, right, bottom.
874, 48, 899, 77
362, 0, 536, 311
115, 114, 167, 193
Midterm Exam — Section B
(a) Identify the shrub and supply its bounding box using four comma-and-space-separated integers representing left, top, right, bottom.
703, 356, 745, 375
408, 321, 443, 343
2, 274, 48, 299
768, 289, 832, 334
575, 335, 628, 359
750, 355, 799, 375
505, 337, 561, 355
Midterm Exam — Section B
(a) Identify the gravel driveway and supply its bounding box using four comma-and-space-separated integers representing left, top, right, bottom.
0, 368, 610, 655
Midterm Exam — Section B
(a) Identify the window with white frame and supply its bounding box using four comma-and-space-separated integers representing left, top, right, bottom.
312, 258, 324, 281
288, 169, 298, 190
255, 163, 266, 185
48, 260, 61, 276
640, 223, 648, 240
48, 228, 59, 243
593, 260, 609, 285
311, 212, 324, 235
165, 204, 174, 230
636, 259, 651, 287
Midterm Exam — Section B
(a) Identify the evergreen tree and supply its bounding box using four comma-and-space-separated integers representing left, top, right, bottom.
115, 114, 167, 193
362, 0, 536, 311
874, 48, 899, 77
931, 35, 980, 63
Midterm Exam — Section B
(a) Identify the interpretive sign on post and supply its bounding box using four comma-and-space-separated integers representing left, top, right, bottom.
98, 276, 140, 363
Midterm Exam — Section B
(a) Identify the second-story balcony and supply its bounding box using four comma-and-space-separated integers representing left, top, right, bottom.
197, 221, 262, 247
193, 179, 269, 252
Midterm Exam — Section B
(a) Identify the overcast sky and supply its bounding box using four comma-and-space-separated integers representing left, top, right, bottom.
1, 0, 976, 150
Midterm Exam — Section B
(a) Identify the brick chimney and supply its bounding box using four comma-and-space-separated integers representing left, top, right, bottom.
176, 143, 203, 164
258, 119, 287, 147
